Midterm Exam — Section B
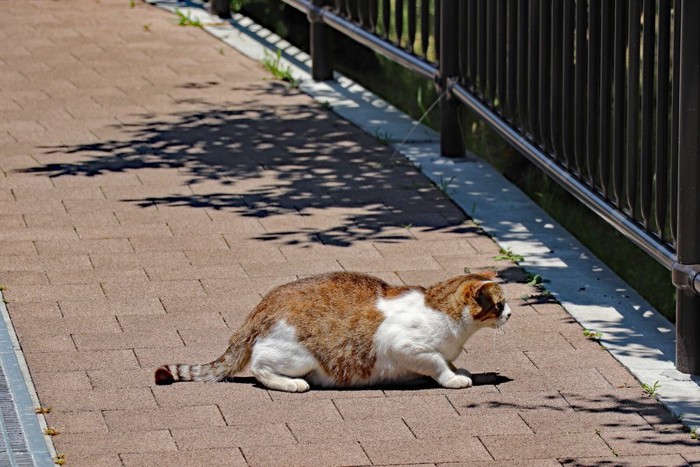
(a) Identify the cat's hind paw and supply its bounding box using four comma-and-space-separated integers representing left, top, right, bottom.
440, 374, 473, 389
288, 378, 311, 393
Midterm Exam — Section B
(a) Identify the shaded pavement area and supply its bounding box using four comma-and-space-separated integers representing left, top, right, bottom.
1, 0, 699, 465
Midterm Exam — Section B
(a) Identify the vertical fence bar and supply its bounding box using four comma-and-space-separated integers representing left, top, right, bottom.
477, 0, 487, 93
539, 0, 551, 152
562, 0, 575, 168
640, 0, 655, 228
626, 0, 641, 214
670, 0, 680, 245
528, 0, 541, 140
587, 0, 601, 185
674, 0, 700, 375
487, 0, 497, 100
468, 0, 478, 85
506, 0, 517, 120
407, 0, 416, 53
599, 0, 613, 196
439, 0, 464, 157
574, 0, 588, 175
421, 0, 430, 58
517, 0, 528, 128
311, 0, 334, 81
395, 0, 404, 46
654, 1, 670, 238
381, 0, 390, 37
209, 0, 231, 18
612, 0, 627, 205
550, 0, 563, 159
497, 0, 507, 108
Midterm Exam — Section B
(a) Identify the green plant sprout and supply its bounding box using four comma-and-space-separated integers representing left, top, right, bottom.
583, 329, 604, 340
495, 248, 524, 263
437, 175, 455, 194
262, 50, 299, 88
372, 128, 392, 145
175, 9, 203, 28
642, 380, 661, 397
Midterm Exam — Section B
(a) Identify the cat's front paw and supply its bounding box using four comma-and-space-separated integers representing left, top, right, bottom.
440, 374, 473, 389
283, 378, 311, 393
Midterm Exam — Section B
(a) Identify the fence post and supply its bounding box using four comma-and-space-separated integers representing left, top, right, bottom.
310, 0, 334, 81
209, 0, 231, 19
439, 0, 465, 157
674, 0, 700, 375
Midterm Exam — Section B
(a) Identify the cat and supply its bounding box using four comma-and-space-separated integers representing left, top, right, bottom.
155, 271, 510, 392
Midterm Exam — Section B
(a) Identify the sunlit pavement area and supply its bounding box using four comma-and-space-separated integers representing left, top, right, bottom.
0, 0, 698, 465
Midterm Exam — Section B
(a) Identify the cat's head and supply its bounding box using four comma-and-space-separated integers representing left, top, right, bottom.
459, 273, 511, 328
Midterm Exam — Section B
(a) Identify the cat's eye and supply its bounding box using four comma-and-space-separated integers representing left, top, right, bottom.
495, 302, 505, 313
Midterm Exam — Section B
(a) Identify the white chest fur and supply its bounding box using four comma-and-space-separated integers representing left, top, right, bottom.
372, 290, 475, 381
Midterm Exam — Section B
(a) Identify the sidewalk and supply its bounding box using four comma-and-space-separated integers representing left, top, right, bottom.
0, 0, 699, 465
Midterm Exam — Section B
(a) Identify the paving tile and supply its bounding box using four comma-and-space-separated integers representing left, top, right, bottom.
39, 388, 157, 411
520, 410, 652, 434
4, 282, 105, 302
201, 276, 297, 296
404, 413, 532, 438
73, 329, 183, 351
600, 430, 700, 457
152, 382, 272, 408
338, 254, 443, 272
144, 264, 247, 281
362, 437, 492, 465
479, 432, 612, 460
103, 405, 225, 432
219, 398, 344, 426
52, 430, 176, 457
34, 238, 133, 255
172, 424, 296, 450
560, 454, 689, 466
24, 349, 139, 372
448, 391, 573, 416
101, 279, 207, 300
87, 368, 155, 390
0, 240, 36, 256
5, 301, 62, 318
11, 315, 120, 336
0, 254, 92, 272
120, 449, 247, 467
288, 418, 414, 444
89, 251, 191, 269
333, 395, 458, 420
44, 410, 108, 434
58, 297, 166, 317
46, 268, 149, 285
129, 235, 229, 252
242, 442, 370, 467
32, 370, 92, 392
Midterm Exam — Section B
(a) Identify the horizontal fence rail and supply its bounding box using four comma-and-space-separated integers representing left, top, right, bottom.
282, 0, 700, 373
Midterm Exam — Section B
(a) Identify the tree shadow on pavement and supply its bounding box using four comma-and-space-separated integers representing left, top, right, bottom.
23, 83, 468, 247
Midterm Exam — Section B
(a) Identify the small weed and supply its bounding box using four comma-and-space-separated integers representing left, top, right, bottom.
437, 176, 455, 194
526, 274, 543, 286
175, 9, 203, 28
262, 50, 299, 88
54, 454, 66, 466
373, 128, 392, 145
35, 406, 52, 414
495, 248, 524, 264
0, 285, 6, 291
642, 380, 661, 397
143, 23, 152, 32
319, 100, 333, 110
400, 223, 413, 230
129, 0, 135, 7
44, 427, 60, 436
583, 329, 603, 340
691, 427, 698, 439
218, 47, 225, 55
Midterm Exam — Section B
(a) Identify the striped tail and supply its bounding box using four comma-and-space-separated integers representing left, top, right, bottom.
154, 340, 251, 385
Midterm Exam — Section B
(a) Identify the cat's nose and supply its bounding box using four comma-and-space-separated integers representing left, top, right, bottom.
501, 304, 512, 321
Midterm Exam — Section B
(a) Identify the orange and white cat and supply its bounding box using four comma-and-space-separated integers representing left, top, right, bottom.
155, 271, 510, 392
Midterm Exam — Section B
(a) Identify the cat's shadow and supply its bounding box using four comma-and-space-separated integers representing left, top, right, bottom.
224, 372, 512, 392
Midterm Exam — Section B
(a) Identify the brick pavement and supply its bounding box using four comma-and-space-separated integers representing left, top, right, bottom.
1, 0, 699, 465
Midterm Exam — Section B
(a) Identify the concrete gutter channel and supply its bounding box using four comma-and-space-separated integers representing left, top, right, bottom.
1, 1, 698, 464
147, 0, 700, 431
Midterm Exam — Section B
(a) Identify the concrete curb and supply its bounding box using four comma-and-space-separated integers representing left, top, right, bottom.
148, 0, 700, 431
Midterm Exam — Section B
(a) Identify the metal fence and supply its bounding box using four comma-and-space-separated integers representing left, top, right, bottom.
211, 0, 700, 374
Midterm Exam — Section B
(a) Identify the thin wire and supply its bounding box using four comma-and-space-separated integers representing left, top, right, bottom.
390, 87, 449, 159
